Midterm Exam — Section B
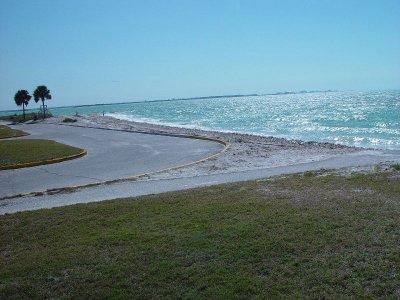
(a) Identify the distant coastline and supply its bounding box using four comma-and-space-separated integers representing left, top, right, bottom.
262, 89, 337, 96
0, 90, 338, 113
57, 89, 338, 109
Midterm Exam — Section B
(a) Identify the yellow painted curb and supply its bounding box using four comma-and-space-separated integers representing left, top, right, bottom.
45, 136, 229, 190
0, 135, 229, 200
103, 136, 230, 185
0, 150, 87, 171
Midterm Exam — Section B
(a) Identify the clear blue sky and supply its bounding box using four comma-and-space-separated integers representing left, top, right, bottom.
1, 0, 399, 110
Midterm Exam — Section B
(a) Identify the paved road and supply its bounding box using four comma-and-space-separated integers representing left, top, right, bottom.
1, 146, 399, 214
0, 123, 223, 198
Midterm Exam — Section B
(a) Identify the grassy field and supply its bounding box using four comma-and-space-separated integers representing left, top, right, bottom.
1, 169, 399, 298
0, 139, 84, 167
0, 125, 29, 139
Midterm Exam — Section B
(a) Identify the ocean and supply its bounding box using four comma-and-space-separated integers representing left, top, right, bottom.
1, 90, 399, 150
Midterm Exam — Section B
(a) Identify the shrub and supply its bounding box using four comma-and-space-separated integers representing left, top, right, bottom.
62, 117, 77, 123
392, 163, 400, 171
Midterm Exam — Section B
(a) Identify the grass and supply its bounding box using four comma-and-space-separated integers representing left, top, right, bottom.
0, 125, 29, 139
0, 112, 53, 123
392, 163, 400, 171
1, 170, 399, 298
0, 139, 84, 167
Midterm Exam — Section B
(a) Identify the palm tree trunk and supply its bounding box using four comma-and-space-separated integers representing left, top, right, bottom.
23, 103, 25, 121
42, 100, 45, 119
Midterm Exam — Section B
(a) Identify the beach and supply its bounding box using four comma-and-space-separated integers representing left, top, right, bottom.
47, 114, 366, 178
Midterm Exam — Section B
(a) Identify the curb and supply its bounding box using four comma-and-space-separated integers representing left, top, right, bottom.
0, 124, 229, 201
100, 135, 229, 185
0, 150, 87, 171
34, 136, 230, 197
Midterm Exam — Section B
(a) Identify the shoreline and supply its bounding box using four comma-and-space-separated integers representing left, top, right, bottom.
103, 113, 363, 147
44, 114, 371, 179
56, 114, 360, 148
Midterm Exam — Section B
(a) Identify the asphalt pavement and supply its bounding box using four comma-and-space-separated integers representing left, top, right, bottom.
0, 123, 223, 198
1, 148, 400, 214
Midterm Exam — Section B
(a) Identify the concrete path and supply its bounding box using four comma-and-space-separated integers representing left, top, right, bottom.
1, 145, 399, 214
0, 123, 223, 198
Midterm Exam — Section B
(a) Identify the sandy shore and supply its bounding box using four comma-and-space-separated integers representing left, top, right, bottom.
45, 115, 363, 179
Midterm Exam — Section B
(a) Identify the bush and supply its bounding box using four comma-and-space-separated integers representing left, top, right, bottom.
62, 118, 77, 123
392, 163, 400, 171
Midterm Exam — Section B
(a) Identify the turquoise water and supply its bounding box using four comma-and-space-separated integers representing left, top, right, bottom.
2, 90, 399, 150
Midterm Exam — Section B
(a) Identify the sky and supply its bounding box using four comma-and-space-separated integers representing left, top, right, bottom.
1, 0, 399, 111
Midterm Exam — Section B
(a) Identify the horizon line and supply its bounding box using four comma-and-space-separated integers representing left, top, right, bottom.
0, 89, 341, 113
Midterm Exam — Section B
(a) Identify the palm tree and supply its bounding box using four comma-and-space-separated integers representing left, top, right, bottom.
33, 85, 52, 119
14, 90, 32, 121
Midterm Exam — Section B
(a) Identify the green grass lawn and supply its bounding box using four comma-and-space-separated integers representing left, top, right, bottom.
1, 170, 399, 298
0, 139, 84, 167
0, 125, 29, 139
